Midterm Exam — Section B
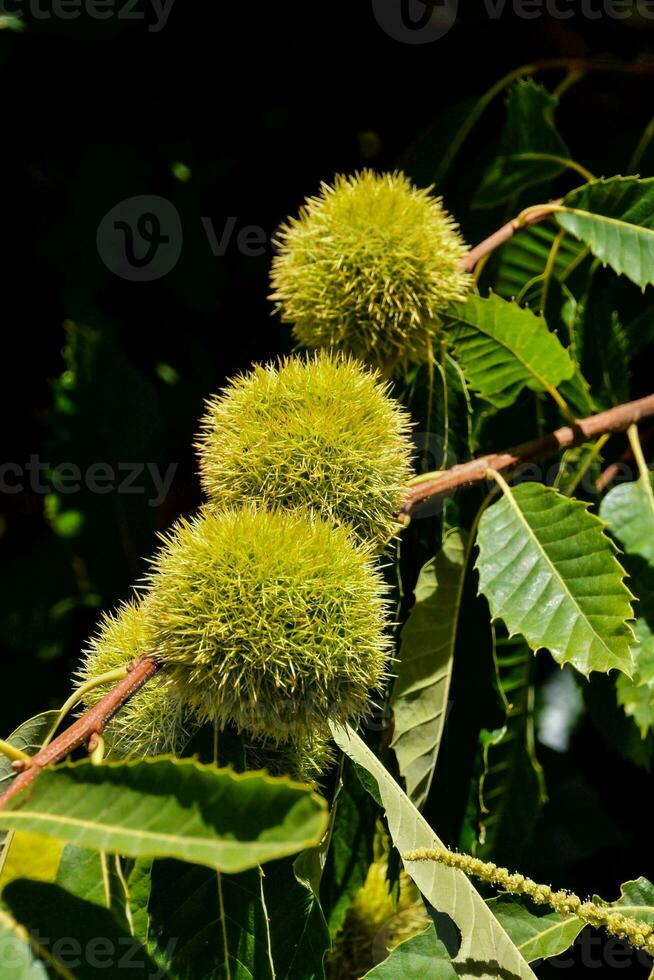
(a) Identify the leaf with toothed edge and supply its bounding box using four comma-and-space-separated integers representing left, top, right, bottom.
330, 722, 537, 980
595, 877, 654, 927
0, 757, 329, 872
475, 481, 635, 678
601, 473, 654, 734
445, 293, 575, 409
556, 177, 654, 289
489, 220, 586, 301
486, 896, 583, 963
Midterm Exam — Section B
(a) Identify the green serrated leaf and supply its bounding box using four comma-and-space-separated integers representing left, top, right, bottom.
330, 723, 536, 980
475, 481, 635, 677
0, 758, 328, 873
556, 177, 654, 288
601, 474, 654, 733
601, 472, 654, 565
391, 530, 468, 809
486, 895, 582, 963
489, 221, 586, 301
446, 294, 575, 409
596, 876, 654, 925
474, 80, 570, 207
363, 925, 457, 978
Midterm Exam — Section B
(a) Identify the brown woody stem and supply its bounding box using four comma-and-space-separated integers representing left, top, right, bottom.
2, 395, 654, 808
402, 393, 654, 514
460, 201, 563, 273
0, 655, 160, 811
596, 423, 654, 492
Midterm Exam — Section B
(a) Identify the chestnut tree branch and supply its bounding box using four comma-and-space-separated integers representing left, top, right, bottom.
459, 201, 563, 273
3, 396, 654, 809
596, 423, 654, 492
0, 655, 160, 811
402, 392, 654, 514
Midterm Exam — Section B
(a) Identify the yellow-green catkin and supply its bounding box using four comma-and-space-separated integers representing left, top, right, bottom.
196, 352, 414, 550
403, 848, 654, 956
270, 170, 472, 374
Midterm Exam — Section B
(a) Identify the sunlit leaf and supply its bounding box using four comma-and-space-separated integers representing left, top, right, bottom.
0, 758, 328, 872
330, 723, 536, 980
445, 294, 575, 409
476, 482, 635, 677
364, 925, 456, 978
601, 474, 654, 733
486, 896, 582, 963
556, 177, 654, 288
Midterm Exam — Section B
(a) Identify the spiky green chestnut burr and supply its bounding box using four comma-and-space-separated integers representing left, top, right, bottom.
270, 170, 472, 373
244, 730, 336, 783
77, 600, 189, 759
145, 505, 392, 740
326, 856, 429, 979
196, 352, 414, 550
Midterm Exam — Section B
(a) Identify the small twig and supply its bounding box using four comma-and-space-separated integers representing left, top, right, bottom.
0, 740, 31, 765
0, 656, 160, 811
402, 393, 654, 515
43, 666, 129, 747
460, 201, 563, 274
596, 423, 654, 493
3, 396, 653, 810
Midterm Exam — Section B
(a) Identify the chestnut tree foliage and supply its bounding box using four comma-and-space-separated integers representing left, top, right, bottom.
3, 71, 654, 979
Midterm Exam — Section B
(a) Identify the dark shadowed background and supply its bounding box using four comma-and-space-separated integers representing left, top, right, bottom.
2, 3, 654, 974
